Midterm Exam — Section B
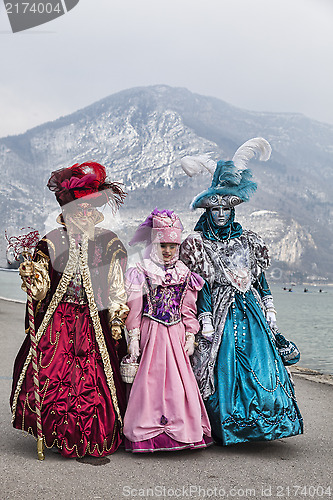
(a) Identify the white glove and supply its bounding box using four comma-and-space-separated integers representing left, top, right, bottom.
200, 315, 214, 342
127, 328, 140, 358
262, 296, 277, 329
265, 310, 277, 328
184, 332, 195, 356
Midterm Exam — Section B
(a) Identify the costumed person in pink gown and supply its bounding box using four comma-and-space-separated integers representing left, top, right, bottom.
10, 162, 129, 458
122, 209, 212, 452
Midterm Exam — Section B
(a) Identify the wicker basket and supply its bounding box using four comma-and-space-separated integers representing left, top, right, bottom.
120, 358, 139, 384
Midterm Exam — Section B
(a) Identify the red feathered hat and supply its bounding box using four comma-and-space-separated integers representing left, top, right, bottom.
47, 161, 126, 211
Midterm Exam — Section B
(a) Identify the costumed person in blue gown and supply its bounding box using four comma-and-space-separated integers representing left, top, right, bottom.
180, 138, 303, 446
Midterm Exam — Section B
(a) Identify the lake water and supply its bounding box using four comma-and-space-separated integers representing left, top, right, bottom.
269, 283, 333, 376
0, 270, 332, 375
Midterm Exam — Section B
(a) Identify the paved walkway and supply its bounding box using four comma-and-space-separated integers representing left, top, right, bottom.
0, 299, 332, 500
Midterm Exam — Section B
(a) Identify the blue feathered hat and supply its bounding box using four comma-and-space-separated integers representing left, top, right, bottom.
181, 138, 272, 210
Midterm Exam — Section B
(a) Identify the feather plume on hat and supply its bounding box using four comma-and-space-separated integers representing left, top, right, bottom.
47, 161, 127, 213
232, 137, 272, 170
180, 154, 216, 177
180, 138, 271, 210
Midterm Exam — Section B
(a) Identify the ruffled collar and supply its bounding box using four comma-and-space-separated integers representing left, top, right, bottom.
137, 259, 190, 286
149, 243, 180, 266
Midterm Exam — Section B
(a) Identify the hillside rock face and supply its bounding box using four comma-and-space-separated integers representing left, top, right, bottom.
239, 211, 318, 283
1, 85, 332, 282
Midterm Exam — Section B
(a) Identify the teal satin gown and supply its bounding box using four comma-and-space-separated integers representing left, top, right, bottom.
205, 290, 303, 445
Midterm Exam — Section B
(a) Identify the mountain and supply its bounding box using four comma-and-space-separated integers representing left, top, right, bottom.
1, 85, 333, 282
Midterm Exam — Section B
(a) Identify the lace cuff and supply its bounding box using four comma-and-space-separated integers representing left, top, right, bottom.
262, 295, 277, 314
198, 311, 213, 323
128, 328, 140, 340
108, 259, 129, 323
185, 332, 195, 341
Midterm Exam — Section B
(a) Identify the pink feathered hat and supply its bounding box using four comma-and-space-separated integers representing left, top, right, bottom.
129, 208, 183, 248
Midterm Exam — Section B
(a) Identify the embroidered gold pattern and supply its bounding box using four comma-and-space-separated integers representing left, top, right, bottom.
11, 237, 78, 422
25, 392, 37, 415
39, 330, 60, 369
22, 394, 29, 431
12, 233, 124, 434
36, 250, 50, 262
23, 421, 118, 458
48, 318, 56, 345
108, 257, 129, 322
79, 235, 123, 427
40, 378, 50, 408
35, 299, 42, 317
41, 238, 56, 257
106, 237, 119, 254
108, 248, 124, 272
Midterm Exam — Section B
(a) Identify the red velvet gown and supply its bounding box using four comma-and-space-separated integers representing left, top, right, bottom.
10, 226, 128, 458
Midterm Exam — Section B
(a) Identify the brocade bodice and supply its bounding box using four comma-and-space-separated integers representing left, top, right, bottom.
62, 264, 88, 305
142, 272, 190, 326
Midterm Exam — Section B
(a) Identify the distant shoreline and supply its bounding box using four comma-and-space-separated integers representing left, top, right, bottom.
1, 268, 332, 286
277, 285, 333, 288
299, 282, 333, 287
290, 366, 333, 386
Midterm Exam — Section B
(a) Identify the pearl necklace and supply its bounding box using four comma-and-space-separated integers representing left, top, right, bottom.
207, 219, 232, 243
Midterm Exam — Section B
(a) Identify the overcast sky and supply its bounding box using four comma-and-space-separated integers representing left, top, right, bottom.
0, 0, 332, 138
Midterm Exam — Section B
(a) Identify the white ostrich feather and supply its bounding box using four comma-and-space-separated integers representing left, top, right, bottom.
180, 154, 215, 177
232, 137, 272, 171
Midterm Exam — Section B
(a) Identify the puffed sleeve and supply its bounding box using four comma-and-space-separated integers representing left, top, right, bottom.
246, 230, 275, 305
125, 267, 145, 332
105, 236, 130, 341
180, 233, 215, 284
107, 258, 130, 323
188, 271, 204, 291
246, 230, 270, 271
180, 234, 205, 275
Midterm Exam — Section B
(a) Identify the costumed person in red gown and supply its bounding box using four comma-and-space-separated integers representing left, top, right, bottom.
122, 209, 212, 452
10, 162, 129, 458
